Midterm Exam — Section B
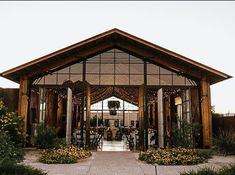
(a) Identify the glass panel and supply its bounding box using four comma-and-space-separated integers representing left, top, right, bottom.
130, 75, 144, 85
45, 74, 57, 84
33, 77, 44, 85
115, 63, 129, 74
101, 52, 114, 63
107, 49, 115, 53
87, 74, 99, 85
160, 75, 172, 85
115, 52, 129, 63
130, 55, 143, 63
186, 78, 197, 86
70, 63, 82, 73
70, 74, 82, 83
58, 67, 70, 74
130, 64, 143, 74
147, 63, 159, 74
57, 74, 69, 84
86, 63, 99, 73
115, 75, 129, 85
101, 64, 114, 74
87, 56, 99, 63
147, 74, 159, 85
101, 74, 114, 85
173, 75, 185, 86
160, 67, 172, 74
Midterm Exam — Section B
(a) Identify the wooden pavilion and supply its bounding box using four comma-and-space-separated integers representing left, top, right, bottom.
0, 28, 231, 150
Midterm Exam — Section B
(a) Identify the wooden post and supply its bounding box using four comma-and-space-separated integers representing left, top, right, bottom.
18, 77, 29, 135
152, 100, 156, 129
46, 90, 57, 127
201, 78, 212, 148
139, 85, 144, 150
57, 95, 64, 128
148, 103, 151, 128
86, 84, 91, 148
143, 61, 148, 150
164, 96, 170, 137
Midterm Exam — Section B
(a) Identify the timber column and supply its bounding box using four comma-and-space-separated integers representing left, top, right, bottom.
201, 78, 212, 148
86, 84, 91, 147
18, 77, 29, 135
138, 85, 144, 150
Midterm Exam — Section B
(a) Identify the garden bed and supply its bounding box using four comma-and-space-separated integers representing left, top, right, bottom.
139, 148, 212, 165
181, 163, 235, 175
39, 146, 92, 164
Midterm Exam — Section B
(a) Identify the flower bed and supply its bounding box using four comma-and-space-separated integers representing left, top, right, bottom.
39, 146, 92, 164
139, 148, 210, 165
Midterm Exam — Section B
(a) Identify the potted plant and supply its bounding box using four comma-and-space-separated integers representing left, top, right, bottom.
108, 101, 120, 115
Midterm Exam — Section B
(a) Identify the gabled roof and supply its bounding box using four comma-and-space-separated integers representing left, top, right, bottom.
0, 28, 232, 84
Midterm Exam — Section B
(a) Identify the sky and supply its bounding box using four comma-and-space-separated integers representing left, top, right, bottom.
0, 1, 234, 114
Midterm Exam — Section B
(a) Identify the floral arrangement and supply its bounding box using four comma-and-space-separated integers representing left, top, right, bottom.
139, 148, 209, 165
107, 101, 120, 109
39, 146, 91, 164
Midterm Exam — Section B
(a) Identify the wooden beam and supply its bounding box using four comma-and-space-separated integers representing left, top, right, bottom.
138, 85, 144, 150
201, 78, 212, 148
86, 84, 91, 148
18, 77, 29, 135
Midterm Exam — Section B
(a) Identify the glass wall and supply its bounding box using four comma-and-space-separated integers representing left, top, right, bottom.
33, 48, 197, 87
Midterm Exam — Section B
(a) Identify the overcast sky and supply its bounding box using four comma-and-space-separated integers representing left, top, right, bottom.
0, 1, 234, 113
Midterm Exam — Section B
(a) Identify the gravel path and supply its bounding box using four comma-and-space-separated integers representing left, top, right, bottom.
23, 150, 235, 175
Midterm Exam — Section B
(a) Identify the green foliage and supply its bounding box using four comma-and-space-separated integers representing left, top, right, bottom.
53, 138, 67, 149
195, 149, 213, 160
180, 164, 235, 175
213, 130, 235, 155
166, 119, 201, 148
212, 112, 221, 137
139, 148, 208, 165
90, 116, 103, 127
0, 131, 24, 163
39, 146, 92, 164
0, 100, 25, 146
35, 123, 58, 149
0, 161, 47, 175
181, 168, 217, 175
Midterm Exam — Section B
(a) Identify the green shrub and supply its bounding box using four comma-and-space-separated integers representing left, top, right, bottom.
0, 161, 47, 175
195, 149, 213, 160
39, 145, 91, 164
213, 130, 235, 155
0, 131, 24, 163
35, 123, 58, 149
0, 100, 25, 146
181, 167, 217, 175
219, 164, 235, 175
53, 138, 67, 149
180, 164, 235, 175
139, 148, 209, 165
166, 119, 201, 148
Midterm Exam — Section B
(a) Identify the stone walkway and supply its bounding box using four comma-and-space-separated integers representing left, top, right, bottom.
23, 150, 235, 175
